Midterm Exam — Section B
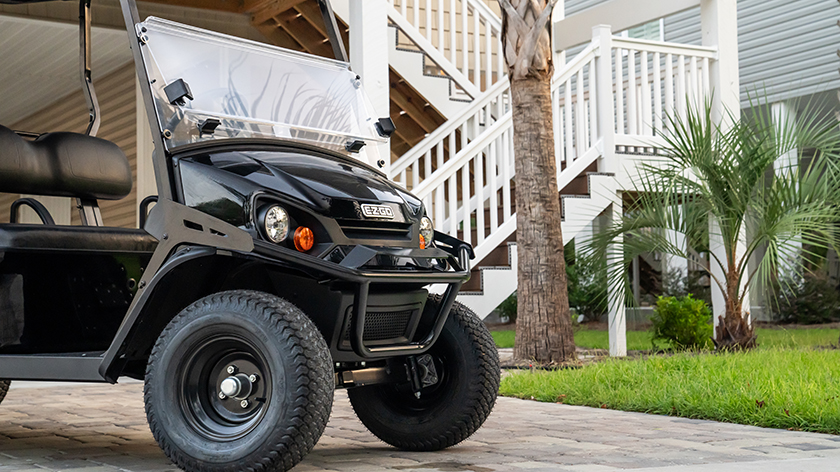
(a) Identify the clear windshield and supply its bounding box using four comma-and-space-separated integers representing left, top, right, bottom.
137, 17, 386, 164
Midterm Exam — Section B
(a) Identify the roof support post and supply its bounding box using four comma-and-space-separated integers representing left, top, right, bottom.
702, 0, 745, 331
349, 0, 390, 171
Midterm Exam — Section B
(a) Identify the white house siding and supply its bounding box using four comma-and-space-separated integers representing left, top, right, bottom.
564, 0, 840, 106
664, 0, 840, 107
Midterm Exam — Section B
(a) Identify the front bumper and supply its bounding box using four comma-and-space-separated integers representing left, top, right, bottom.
252, 231, 472, 359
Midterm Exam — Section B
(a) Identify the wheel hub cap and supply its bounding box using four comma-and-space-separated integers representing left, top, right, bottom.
220, 374, 253, 399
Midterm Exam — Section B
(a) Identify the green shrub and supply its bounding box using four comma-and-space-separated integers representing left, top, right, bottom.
650, 295, 712, 350
773, 272, 840, 324
499, 292, 517, 323
567, 250, 608, 322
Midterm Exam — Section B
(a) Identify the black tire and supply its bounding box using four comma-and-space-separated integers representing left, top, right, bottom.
348, 296, 500, 451
145, 290, 333, 472
0, 380, 10, 404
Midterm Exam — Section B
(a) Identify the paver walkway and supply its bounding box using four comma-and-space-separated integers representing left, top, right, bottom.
0, 382, 838, 471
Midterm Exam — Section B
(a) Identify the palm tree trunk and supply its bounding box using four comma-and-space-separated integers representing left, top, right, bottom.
714, 268, 756, 349
511, 75, 576, 363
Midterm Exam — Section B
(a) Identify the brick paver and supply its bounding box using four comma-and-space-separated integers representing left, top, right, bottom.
0, 382, 838, 471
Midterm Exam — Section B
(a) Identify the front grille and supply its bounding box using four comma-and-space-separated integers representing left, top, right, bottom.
342, 309, 414, 342
337, 219, 412, 240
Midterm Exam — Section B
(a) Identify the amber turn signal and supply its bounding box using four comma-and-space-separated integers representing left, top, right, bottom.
294, 227, 314, 252
419, 234, 426, 250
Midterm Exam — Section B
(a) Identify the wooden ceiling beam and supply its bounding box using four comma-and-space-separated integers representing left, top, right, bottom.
253, 21, 305, 51
242, 0, 306, 14
270, 9, 333, 57
139, 0, 244, 13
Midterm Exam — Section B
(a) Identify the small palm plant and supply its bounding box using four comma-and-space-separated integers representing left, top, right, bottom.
585, 99, 840, 349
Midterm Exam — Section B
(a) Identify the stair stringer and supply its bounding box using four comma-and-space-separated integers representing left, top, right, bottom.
453, 173, 619, 319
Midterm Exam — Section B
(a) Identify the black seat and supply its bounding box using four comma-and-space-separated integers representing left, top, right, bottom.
0, 125, 132, 200
0, 224, 157, 253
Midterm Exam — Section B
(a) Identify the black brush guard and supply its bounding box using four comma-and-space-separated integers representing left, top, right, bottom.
253, 231, 472, 359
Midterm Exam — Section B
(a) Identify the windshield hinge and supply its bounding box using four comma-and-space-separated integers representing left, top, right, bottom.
345, 140, 366, 153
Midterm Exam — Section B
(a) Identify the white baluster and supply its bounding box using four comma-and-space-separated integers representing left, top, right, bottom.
576, 68, 585, 157
461, 0, 468, 77
488, 138, 498, 232
425, 0, 432, 41
553, 89, 562, 165
615, 47, 624, 135
449, 0, 456, 64
460, 160, 471, 245
588, 58, 597, 148
484, 19, 492, 91
502, 127, 511, 221
689, 55, 698, 110
641, 50, 651, 136
677, 55, 686, 122
437, 0, 444, 56
424, 149, 432, 180
564, 80, 573, 161
412, 160, 419, 189
653, 51, 662, 133
702, 57, 710, 98
413, 0, 420, 29
448, 174, 457, 236
475, 146, 484, 245
400, 169, 407, 187
665, 53, 674, 128
473, 12, 480, 90
627, 50, 637, 136
496, 30, 504, 85
400, 0, 406, 17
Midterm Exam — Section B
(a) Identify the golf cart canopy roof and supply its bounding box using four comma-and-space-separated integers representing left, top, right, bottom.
137, 17, 387, 159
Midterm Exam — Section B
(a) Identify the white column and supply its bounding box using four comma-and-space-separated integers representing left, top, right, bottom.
701, 0, 739, 125
702, 0, 745, 324
664, 207, 688, 291
607, 196, 627, 357
136, 78, 157, 228
594, 25, 615, 173
350, 0, 391, 173
771, 101, 800, 278
552, 0, 566, 67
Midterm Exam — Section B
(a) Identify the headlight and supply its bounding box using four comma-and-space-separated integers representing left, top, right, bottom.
263, 205, 290, 243
419, 216, 434, 249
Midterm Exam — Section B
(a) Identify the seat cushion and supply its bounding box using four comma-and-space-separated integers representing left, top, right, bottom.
0, 126, 132, 200
0, 225, 157, 254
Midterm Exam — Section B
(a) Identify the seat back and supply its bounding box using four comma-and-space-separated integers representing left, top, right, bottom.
0, 126, 132, 200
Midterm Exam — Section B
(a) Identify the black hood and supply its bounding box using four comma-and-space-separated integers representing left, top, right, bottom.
182, 148, 423, 221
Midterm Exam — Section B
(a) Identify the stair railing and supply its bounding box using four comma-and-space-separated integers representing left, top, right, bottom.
388, 0, 504, 93
390, 25, 719, 267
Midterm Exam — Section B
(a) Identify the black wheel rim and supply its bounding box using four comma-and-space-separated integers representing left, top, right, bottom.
178, 333, 272, 441
381, 343, 454, 414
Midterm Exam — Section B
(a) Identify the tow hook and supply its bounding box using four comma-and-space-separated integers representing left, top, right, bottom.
405, 354, 439, 399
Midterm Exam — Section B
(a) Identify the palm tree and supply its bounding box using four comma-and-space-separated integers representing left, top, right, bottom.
498, 0, 576, 364
585, 100, 840, 349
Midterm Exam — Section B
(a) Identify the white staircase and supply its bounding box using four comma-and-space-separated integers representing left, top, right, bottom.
332, 0, 503, 118
335, 2, 720, 319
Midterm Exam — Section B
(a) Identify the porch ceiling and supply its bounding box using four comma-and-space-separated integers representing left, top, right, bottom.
0, 15, 131, 126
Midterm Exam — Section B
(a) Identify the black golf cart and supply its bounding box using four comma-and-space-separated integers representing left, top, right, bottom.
0, 0, 500, 470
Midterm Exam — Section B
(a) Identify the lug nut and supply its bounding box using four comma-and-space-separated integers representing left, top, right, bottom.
249, 374, 259, 383
226, 365, 237, 374
240, 400, 249, 408
218, 392, 226, 400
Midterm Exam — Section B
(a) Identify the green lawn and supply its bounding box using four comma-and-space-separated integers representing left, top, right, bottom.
500, 348, 840, 434
491, 327, 839, 350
